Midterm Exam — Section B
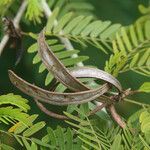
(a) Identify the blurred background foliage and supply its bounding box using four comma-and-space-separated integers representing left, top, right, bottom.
0, 0, 149, 128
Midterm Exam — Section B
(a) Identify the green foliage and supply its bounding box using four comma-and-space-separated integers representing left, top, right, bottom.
45, 8, 121, 53
139, 110, 150, 145
138, 4, 150, 15
139, 82, 150, 93
3, 107, 150, 150
0, 93, 47, 149
110, 134, 123, 150
1, 114, 46, 149
0, 0, 95, 26
0, 143, 15, 150
64, 109, 149, 150
48, 0, 95, 17
40, 126, 82, 149
25, 0, 43, 24
0, 0, 13, 17
1, 1, 150, 150
127, 108, 144, 129
65, 111, 111, 150
0, 0, 12, 5
105, 18, 150, 77
0, 93, 30, 125
0, 93, 30, 112
64, 108, 115, 149
127, 108, 150, 149
104, 51, 127, 77
2, 125, 82, 149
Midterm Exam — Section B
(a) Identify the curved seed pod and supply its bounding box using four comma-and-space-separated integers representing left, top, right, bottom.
70, 67, 122, 92
38, 30, 87, 92
8, 70, 110, 106
38, 30, 122, 94
9, 29, 125, 127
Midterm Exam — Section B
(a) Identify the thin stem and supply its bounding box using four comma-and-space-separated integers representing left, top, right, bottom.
86, 117, 102, 149
47, 33, 111, 43
0, 35, 9, 56
35, 99, 69, 120
128, 39, 150, 59
35, 99, 109, 119
120, 65, 148, 73
124, 98, 150, 107
107, 105, 126, 128
0, 130, 32, 142
88, 103, 107, 116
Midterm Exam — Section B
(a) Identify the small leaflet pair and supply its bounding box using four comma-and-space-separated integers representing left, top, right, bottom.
8, 30, 122, 106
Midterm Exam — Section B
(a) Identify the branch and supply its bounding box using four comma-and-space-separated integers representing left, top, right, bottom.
88, 102, 107, 116
34, 99, 68, 120
35, 99, 108, 120
0, 0, 27, 56
107, 105, 126, 128
124, 98, 149, 107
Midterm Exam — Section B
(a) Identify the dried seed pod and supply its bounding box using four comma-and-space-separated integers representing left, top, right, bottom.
38, 30, 122, 92
8, 29, 125, 128
8, 70, 110, 105
8, 29, 122, 108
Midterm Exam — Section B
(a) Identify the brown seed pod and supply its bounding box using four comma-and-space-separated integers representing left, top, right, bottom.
8, 29, 126, 128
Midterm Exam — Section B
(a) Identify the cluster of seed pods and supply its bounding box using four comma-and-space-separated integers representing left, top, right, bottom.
9, 30, 126, 128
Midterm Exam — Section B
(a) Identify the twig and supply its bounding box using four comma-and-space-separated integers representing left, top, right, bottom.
0, 35, 9, 56
35, 99, 108, 120
35, 99, 69, 120
88, 102, 107, 116
124, 98, 149, 107
0, 0, 27, 56
107, 105, 126, 128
